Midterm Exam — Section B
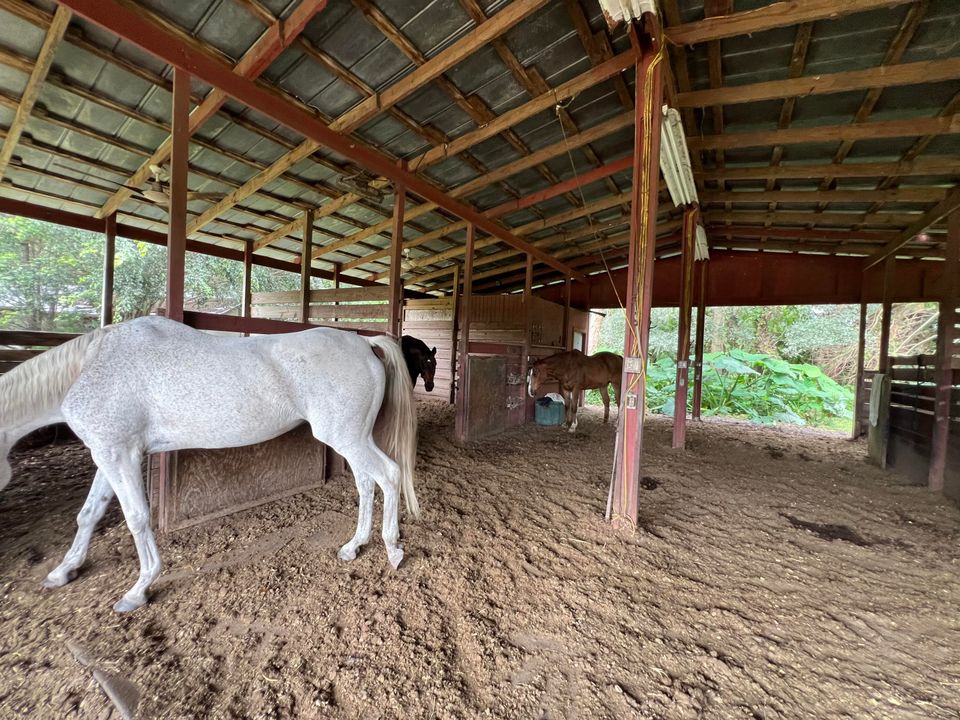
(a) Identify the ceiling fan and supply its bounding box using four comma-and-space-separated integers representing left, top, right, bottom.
126, 164, 226, 207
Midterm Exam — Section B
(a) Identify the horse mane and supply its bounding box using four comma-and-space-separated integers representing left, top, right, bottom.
401, 334, 431, 355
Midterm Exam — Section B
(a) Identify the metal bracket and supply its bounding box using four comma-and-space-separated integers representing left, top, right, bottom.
624, 356, 644, 374
625, 393, 638, 409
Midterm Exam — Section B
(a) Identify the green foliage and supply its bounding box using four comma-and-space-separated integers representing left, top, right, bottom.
0, 214, 317, 331
641, 350, 854, 430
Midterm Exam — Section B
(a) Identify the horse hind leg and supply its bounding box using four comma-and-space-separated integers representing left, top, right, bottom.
569, 385, 582, 433
90, 446, 162, 613
43, 469, 115, 589
336, 466, 375, 563
600, 385, 611, 423
341, 439, 404, 569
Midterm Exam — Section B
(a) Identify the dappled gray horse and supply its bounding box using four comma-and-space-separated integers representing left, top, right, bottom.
0, 316, 419, 612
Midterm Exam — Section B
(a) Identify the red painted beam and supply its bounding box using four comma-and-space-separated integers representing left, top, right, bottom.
536, 251, 949, 308
672, 207, 698, 449
165, 67, 190, 323
57, 0, 588, 281
484, 156, 632, 219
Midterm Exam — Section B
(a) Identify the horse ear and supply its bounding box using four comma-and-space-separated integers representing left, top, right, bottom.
431, 346, 437, 355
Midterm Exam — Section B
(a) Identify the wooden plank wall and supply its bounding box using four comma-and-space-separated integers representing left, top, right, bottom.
251, 287, 389, 332
0, 329, 79, 374
887, 354, 960, 493
855, 371, 878, 439
403, 297, 456, 401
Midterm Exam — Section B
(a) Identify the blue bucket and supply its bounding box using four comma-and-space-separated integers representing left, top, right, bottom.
535, 397, 565, 426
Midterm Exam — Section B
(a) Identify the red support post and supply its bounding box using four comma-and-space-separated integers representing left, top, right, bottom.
101, 212, 116, 326
165, 67, 190, 323
449, 262, 461, 405
928, 210, 959, 491
609, 14, 664, 527
388, 181, 406, 338
300, 210, 313, 323
455, 225, 476, 442
878, 255, 895, 372
522, 254, 534, 421
672, 207, 698, 449
563, 275, 572, 349
692, 259, 707, 420
852, 301, 868, 439
242, 240, 253, 320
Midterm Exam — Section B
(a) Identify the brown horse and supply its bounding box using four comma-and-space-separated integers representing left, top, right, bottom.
527, 350, 622, 433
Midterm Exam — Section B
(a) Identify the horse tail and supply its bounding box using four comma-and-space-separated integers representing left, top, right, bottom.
0, 327, 110, 490
367, 335, 420, 518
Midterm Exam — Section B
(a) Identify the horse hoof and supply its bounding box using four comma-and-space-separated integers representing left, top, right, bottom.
113, 595, 145, 613
338, 545, 357, 562
42, 568, 76, 589
387, 545, 404, 570
568, 426, 577, 434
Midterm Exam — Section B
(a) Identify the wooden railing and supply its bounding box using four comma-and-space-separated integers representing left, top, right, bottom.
0, 330, 80, 374
251, 287, 389, 333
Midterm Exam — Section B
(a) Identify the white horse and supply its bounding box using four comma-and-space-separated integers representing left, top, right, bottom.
0, 316, 418, 612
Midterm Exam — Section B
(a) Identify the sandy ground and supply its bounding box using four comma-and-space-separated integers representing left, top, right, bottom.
2, 401, 960, 720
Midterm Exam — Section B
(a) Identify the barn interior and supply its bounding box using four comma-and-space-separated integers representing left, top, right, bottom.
0, 0, 959, 717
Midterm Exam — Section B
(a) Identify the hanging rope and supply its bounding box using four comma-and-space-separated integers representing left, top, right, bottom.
553, 96, 625, 310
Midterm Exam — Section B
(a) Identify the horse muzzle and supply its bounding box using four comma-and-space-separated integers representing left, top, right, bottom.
424, 381, 434, 392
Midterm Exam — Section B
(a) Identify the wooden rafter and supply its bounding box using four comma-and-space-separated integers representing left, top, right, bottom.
677, 57, 960, 108
96, 0, 328, 219
666, 0, 918, 46
701, 157, 960, 181
701, 188, 947, 204
185, 0, 549, 237
0, 5, 71, 182
864, 186, 960, 268
689, 115, 960, 152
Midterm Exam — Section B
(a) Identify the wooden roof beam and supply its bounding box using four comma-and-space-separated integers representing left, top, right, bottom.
58, 0, 585, 279
690, 115, 960, 152
704, 210, 923, 228
677, 57, 960, 108
0, 5, 71, 182
185, 0, 550, 237
96, 0, 328, 219
700, 188, 947, 204
666, 0, 918, 46
307, 111, 635, 262
864, 186, 960, 268
702, 157, 960, 181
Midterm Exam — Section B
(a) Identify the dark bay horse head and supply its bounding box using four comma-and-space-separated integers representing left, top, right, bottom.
401, 335, 437, 391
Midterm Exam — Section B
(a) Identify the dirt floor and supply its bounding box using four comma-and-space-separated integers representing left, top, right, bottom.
2, 402, 960, 720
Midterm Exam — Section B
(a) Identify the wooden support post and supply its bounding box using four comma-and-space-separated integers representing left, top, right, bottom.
852, 301, 868, 439
101, 212, 116, 327
455, 224, 475, 442
300, 210, 314, 323
522, 253, 534, 421
692, 259, 707, 420
878, 255, 895, 372
241, 239, 253, 337
449, 262, 461, 405
388, 182, 406, 337
562, 275, 572, 349
242, 241, 253, 319
609, 14, 663, 528
929, 210, 959, 491
332, 262, 341, 323
165, 67, 190, 323
672, 207, 698, 449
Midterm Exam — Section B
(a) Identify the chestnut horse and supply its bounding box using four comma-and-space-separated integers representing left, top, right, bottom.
527, 350, 622, 433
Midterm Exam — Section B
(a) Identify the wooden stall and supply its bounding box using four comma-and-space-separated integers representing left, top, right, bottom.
403, 297, 457, 401
885, 354, 960, 500
456, 293, 588, 443
251, 286, 390, 334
